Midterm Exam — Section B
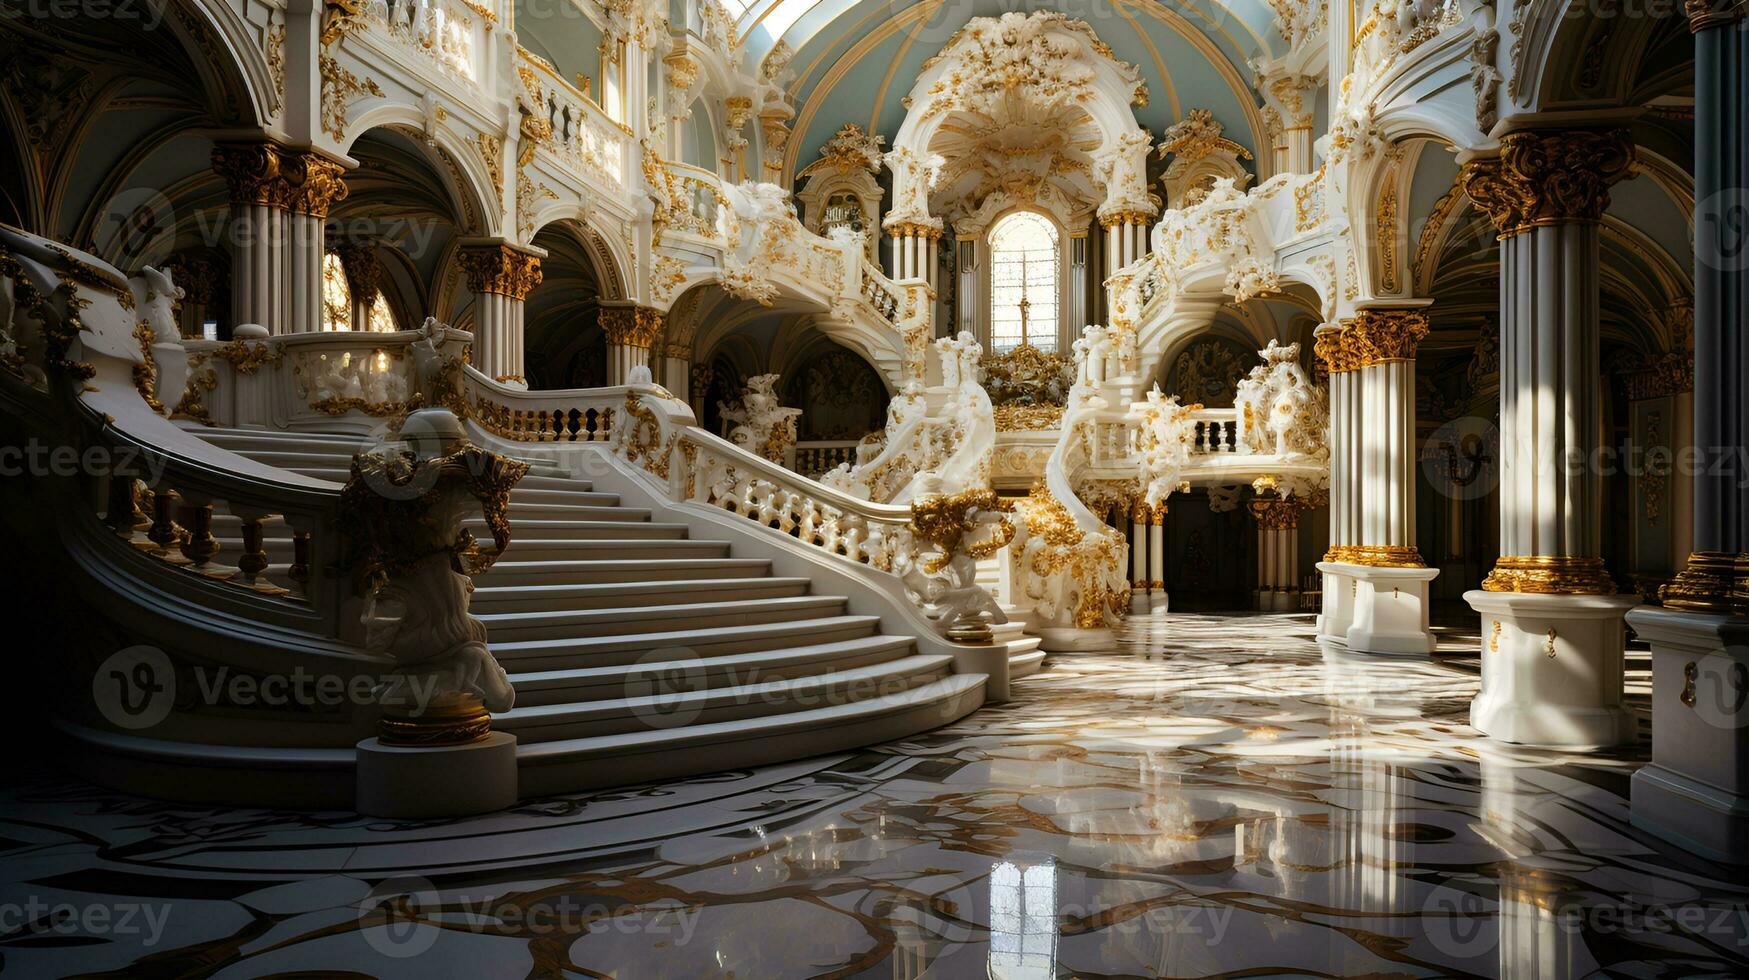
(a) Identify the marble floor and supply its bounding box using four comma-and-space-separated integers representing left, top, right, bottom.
3, 613, 1745, 979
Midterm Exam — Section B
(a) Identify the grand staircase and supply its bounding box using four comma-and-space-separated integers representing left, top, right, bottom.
188, 424, 993, 796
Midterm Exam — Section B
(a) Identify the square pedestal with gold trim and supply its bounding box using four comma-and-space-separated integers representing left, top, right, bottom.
1465, 591, 1641, 749
1344, 565, 1440, 655
356, 732, 518, 819
1316, 563, 1356, 641
1627, 607, 1749, 862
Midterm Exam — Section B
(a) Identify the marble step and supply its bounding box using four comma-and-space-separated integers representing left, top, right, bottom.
1010, 648, 1048, 679
461, 519, 686, 541
200, 533, 724, 565
495, 652, 950, 743
496, 614, 886, 680
249, 463, 582, 491
471, 577, 814, 613
515, 673, 986, 796
476, 594, 850, 642
479, 557, 774, 588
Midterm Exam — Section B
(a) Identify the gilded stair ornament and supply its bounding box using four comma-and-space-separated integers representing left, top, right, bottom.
337, 409, 529, 744
902, 479, 1016, 644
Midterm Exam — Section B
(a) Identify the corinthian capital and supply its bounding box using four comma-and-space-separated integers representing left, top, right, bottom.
1459, 129, 1635, 237
599, 305, 664, 348
211, 142, 351, 218
459, 244, 544, 299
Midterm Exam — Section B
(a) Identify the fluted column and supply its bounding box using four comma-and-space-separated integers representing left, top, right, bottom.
1099, 210, 1151, 275
660, 343, 691, 395
599, 304, 664, 384
211, 142, 348, 334
1252, 496, 1302, 612
459, 243, 543, 387
1349, 308, 1430, 568
335, 239, 383, 331
887, 221, 941, 288
1461, 127, 1641, 748
1627, 2, 1749, 861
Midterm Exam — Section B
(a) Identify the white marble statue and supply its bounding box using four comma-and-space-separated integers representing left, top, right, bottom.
721, 373, 802, 462
1128, 385, 1197, 509
1233, 340, 1328, 457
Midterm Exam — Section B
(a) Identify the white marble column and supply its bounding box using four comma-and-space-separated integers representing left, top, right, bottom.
1461, 127, 1640, 749
1629, 0, 1749, 862
600, 304, 663, 385
1252, 496, 1303, 612
459, 243, 543, 387
211, 142, 349, 334
1318, 309, 1440, 654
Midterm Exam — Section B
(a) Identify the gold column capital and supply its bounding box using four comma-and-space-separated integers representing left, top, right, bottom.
1459, 129, 1636, 238
1688, 0, 1745, 31
459, 244, 543, 299
1316, 309, 1428, 373
211, 142, 350, 218
1249, 496, 1302, 531
599, 305, 664, 349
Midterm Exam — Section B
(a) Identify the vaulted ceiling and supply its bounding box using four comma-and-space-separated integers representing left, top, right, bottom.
736, 0, 1290, 185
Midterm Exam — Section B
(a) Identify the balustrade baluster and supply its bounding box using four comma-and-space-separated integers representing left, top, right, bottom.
147, 491, 182, 556
106, 475, 141, 534
178, 503, 224, 573
288, 530, 312, 591
237, 517, 277, 592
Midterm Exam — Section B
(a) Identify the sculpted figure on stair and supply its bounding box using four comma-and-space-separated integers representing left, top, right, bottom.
339, 409, 530, 727
1232, 339, 1329, 458
720, 372, 802, 463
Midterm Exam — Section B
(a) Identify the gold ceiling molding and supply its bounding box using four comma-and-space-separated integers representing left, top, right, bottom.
1459, 128, 1636, 238
780, 0, 1269, 184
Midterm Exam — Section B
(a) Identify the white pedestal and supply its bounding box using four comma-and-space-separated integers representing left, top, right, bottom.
1036, 627, 1117, 652
1316, 563, 1356, 641
1346, 565, 1440, 655
1150, 591, 1169, 613
1465, 591, 1640, 749
1627, 607, 1749, 862
356, 732, 518, 819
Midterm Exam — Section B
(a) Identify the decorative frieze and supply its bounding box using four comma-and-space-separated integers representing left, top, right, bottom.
211, 142, 350, 218
459, 245, 543, 299
1459, 129, 1636, 238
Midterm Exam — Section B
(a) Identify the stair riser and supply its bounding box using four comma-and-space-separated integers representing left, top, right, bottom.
479, 563, 772, 587
508, 635, 902, 705
516, 680, 985, 797
481, 599, 847, 642
499, 620, 881, 676
502, 665, 948, 742
471, 581, 810, 613
496, 541, 731, 561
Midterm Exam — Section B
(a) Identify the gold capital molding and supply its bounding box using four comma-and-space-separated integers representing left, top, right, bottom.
885, 221, 944, 240
459, 244, 543, 299
1097, 209, 1156, 229
1249, 496, 1301, 531
1661, 551, 1749, 612
599, 305, 664, 349
1316, 309, 1429, 373
1459, 129, 1636, 238
211, 142, 350, 218
1482, 555, 1618, 595
1622, 351, 1694, 401
1687, 0, 1745, 31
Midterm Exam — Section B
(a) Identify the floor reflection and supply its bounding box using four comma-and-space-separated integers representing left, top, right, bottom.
1, 612, 1744, 977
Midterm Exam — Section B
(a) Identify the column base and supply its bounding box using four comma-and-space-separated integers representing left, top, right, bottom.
1315, 563, 1356, 641
1346, 565, 1440, 655
355, 731, 518, 819
1464, 591, 1641, 749
1625, 606, 1749, 862
1035, 627, 1117, 652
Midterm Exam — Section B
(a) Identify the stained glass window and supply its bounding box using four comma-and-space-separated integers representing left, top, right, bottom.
320, 252, 351, 332
988, 211, 1058, 353
367, 291, 397, 332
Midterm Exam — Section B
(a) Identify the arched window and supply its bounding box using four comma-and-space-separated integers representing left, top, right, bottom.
321, 252, 351, 332
988, 211, 1059, 352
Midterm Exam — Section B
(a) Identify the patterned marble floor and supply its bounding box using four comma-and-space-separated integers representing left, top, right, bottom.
3, 612, 1745, 979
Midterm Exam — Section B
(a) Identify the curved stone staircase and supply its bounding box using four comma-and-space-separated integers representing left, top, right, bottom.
189, 424, 1001, 796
